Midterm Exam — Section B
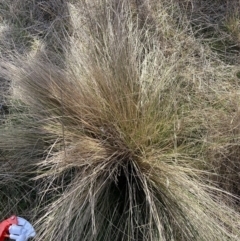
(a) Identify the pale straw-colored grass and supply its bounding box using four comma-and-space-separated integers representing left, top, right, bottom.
0, 0, 240, 240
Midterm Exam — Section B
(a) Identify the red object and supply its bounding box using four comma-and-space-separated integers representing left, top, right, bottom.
0, 216, 18, 241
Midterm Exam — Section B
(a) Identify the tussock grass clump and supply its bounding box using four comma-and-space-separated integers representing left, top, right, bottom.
1, 0, 240, 240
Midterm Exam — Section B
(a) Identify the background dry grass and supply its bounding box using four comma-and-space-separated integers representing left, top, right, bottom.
176, 0, 240, 64
1, 0, 240, 240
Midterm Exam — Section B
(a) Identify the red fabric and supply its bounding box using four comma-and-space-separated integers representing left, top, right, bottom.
0, 216, 18, 241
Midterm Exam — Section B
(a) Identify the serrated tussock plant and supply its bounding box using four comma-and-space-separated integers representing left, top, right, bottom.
1, 0, 240, 240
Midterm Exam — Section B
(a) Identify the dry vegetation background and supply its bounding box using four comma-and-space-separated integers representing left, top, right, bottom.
0, 0, 240, 240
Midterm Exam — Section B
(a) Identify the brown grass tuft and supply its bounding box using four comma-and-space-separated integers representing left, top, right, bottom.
1, 0, 240, 240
